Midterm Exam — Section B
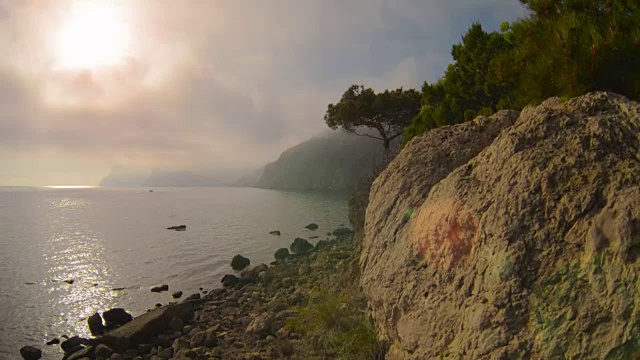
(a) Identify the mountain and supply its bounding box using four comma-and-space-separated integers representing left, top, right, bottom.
142, 170, 221, 187
256, 130, 384, 191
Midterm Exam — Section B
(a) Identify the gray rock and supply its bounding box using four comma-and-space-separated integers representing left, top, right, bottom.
103, 308, 133, 329
172, 338, 190, 352
269, 230, 281, 236
274, 248, 290, 260
110, 354, 123, 360
361, 92, 640, 359
172, 291, 183, 299
88, 312, 105, 336
221, 274, 239, 288
231, 254, 251, 271
150, 285, 169, 293
168, 317, 184, 332
304, 223, 319, 230
101, 302, 194, 352
66, 346, 93, 360
332, 228, 354, 237
204, 333, 218, 347
290, 237, 314, 254
95, 344, 115, 358
190, 331, 206, 348
158, 347, 173, 359
19, 346, 41, 360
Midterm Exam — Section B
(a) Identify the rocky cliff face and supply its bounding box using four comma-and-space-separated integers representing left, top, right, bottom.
256, 131, 383, 191
361, 92, 640, 359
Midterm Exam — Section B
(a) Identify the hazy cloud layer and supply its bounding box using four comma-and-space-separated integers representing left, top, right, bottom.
0, 0, 526, 185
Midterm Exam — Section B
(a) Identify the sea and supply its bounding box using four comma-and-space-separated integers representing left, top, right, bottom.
0, 186, 349, 359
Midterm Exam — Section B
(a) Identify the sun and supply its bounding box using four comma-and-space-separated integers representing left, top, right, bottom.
54, 1, 131, 70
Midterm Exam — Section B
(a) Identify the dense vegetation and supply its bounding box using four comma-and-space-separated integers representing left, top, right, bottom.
404, 0, 640, 143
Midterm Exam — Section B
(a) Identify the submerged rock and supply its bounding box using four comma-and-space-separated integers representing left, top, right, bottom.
166, 224, 186, 231
361, 92, 640, 359
231, 254, 251, 271
332, 228, 354, 237
19, 346, 41, 360
172, 291, 183, 299
290, 238, 314, 254
269, 230, 281, 236
150, 284, 169, 293
304, 223, 319, 230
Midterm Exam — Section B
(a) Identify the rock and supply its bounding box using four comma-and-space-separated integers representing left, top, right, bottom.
185, 293, 201, 301
46, 338, 60, 345
276, 327, 290, 340
158, 347, 173, 359
172, 291, 183, 299
240, 264, 269, 283
66, 345, 93, 360
204, 333, 218, 347
290, 237, 314, 254
173, 338, 190, 352
103, 308, 133, 329
19, 346, 41, 360
88, 312, 105, 336
332, 228, 354, 237
63, 279, 74, 285
309, 236, 319, 239
110, 354, 123, 360
150, 284, 169, 293
361, 92, 640, 359
190, 331, 206, 348
269, 230, 281, 236
304, 223, 319, 230
101, 301, 194, 352
138, 343, 153, 355
221, 274, 239, 288
166, 225, 186, 231
231, 254, 251, 271
274, 248, 290, 260
246, 313, 276, 336
61, 336, 88, 353
95, 344, 115, 358
168, 317, 184, 332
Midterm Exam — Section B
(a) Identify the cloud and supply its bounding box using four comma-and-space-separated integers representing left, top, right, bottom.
0, 0, 526, 185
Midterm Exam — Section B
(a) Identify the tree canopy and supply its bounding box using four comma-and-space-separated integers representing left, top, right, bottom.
325, 85, 421, 150
403, 1, 640, 144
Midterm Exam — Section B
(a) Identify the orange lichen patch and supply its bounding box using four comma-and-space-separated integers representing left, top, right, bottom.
412, 200, 480, 268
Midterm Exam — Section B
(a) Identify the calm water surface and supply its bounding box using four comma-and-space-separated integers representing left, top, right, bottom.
0, 187, 349, 359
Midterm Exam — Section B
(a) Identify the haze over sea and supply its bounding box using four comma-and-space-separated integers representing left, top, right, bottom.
0, 186, 348, 359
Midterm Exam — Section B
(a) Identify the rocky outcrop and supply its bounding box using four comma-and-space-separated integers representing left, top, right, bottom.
290, 238, 314, 254
231, 255, 251, 271
360, 92, 640, 359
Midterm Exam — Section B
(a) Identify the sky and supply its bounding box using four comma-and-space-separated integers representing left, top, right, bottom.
0, 0, 527, 186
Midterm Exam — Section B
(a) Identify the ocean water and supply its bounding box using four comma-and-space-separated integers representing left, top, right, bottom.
0, 187, 349, 359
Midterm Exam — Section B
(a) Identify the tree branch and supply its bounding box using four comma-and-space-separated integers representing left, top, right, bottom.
352, 130, 384, 141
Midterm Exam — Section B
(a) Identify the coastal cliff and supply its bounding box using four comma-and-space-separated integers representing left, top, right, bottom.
360, 92, 640, 359
256, 131, 383, 191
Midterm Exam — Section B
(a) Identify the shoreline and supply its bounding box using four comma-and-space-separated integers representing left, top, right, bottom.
24, 227, 379, 360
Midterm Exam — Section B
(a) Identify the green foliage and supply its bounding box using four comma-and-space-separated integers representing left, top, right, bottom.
403, 1, 640, 144
325, 85, 421, 150
404, 23, 514, 144
287, 289, 381, 360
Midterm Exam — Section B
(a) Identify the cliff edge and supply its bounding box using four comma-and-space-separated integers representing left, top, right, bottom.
361, 92, 640, 359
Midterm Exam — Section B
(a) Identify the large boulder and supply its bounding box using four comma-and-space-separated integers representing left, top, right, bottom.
19, 346, 41, 360
360, 93, 640, 359
231, 254, 251, 271
221, 274, 239, 288
305, 223, 319, 230
274, 248, 290, 260
87, 312, 105, 336
102, 308, 133, 329
100, 301, 194, 352
290, 238, 314, 254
